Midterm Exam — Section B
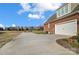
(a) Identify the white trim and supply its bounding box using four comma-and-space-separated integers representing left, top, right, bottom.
68, 3, 72, 13
56, 19, 77, 25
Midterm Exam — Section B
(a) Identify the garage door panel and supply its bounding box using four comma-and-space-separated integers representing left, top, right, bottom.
55, 20, 77, 36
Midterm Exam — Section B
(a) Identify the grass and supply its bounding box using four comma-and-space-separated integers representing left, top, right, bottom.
32, 30, 48, 34
62, 38, 79, 48
68, 36, 79, 48
70, 43, 79, 48
0, 31, 22, 48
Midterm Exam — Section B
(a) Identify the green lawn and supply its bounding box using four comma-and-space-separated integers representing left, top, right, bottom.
32, 30, 48, 34
70, 42, 79, 48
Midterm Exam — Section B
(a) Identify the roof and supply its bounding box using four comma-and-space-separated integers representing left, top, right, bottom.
44, 14, 56, 24
56, 3, 67, 11
72, 4, 79, 12
44, 3, 79, 24
44, 4, 67, 25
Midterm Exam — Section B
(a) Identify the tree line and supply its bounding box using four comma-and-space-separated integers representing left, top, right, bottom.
0, 26, 43, 31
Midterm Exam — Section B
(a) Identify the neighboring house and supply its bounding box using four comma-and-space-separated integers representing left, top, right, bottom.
44, 3, 79, 36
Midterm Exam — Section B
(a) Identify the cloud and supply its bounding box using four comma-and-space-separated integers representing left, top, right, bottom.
36, 3, 62, 11
18, 3, 62, 19
28, 14, 40, 19
0, 24, 5, 29
28, 13, 45, 19
18, 3, 31, 15
12, 24, 16, 27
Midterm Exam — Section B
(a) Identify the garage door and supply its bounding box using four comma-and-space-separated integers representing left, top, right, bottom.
55, 19, 77, 36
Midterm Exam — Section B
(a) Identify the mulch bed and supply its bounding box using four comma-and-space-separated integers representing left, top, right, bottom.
56, 39, 79, 54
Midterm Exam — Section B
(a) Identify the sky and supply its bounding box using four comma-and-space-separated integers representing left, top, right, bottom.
0, 3, 62, 27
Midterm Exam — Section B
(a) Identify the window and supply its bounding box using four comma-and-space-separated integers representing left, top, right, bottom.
56, 4, 71, 18
59, 10, 61, 16
61, 8, 64, 15
63, 7, 66, 14
57, 11, 59, 17
57, 10, 60, 17
65, 4, 68, 13
68, 4, 71, 13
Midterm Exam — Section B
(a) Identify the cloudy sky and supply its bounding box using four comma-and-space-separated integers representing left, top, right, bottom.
0, 3, 62, 27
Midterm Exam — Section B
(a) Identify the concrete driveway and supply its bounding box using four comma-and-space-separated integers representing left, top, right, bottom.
0, 32, 76, 55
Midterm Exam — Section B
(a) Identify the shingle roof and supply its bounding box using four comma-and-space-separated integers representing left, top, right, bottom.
45, 14, 56, 24
44, 4, 66, 24
72, 4, 79, 12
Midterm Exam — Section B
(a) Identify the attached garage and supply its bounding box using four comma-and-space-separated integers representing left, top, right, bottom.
55, 19, 77, 36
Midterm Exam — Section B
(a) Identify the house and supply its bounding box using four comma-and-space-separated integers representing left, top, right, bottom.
44, 3, 79, 36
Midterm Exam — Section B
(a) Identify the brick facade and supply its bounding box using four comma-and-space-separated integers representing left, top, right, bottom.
44, 13, 79, 35
44, 24, 48, 32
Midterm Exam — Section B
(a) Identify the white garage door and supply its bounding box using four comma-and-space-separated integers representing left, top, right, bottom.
55, 19, 77, 36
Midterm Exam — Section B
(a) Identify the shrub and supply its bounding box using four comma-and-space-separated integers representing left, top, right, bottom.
69, 36, 77, 39
63, 39, 68, 42
77, 36, 79, 43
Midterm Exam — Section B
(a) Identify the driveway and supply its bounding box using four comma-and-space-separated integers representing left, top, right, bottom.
0, 32, 76, 55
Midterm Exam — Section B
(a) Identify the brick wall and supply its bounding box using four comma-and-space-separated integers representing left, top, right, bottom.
48, 22, 55, 34
44, 24, 48, 32
44, 13, 79, 34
